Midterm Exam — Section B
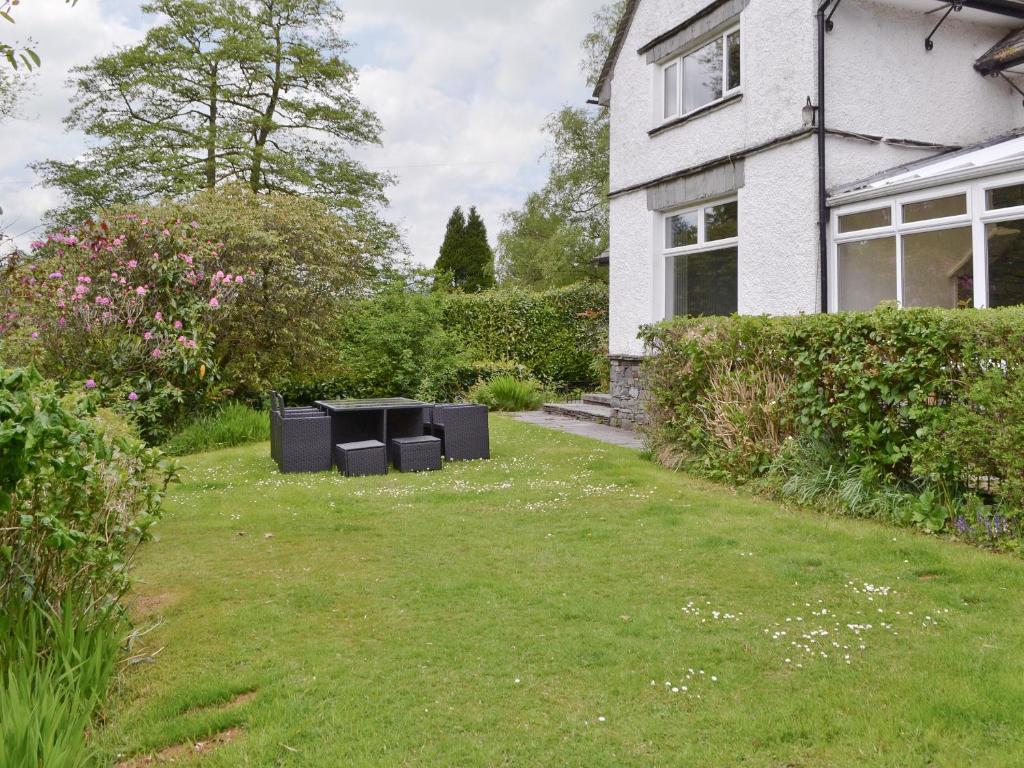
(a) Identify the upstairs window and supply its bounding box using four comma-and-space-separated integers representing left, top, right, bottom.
661, 26, 741, 122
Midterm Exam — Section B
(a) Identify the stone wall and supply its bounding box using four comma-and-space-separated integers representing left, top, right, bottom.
609, 354, 648, 430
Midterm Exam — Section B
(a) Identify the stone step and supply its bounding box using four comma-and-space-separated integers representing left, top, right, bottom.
542, 401, 613, 426
582, 392, 612, 407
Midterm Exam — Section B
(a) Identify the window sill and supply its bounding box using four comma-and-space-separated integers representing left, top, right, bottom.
649, 92, 743, 138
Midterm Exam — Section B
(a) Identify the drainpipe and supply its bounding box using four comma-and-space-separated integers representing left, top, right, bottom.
816, 0, 831, 313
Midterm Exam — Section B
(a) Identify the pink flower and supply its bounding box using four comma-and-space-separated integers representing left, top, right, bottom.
128, 392, 139, 401
162, 229, 170, 236
151, 348, 163, 359
74, 285, 89, 295
143, 331, 153, 341
126, 259, 138, 269
177, 335, 186, 344
154, 312, 163, 321
135, 286, 148, 296
30, 332, 39, 339
85, 379, 96, 389
235, 275, 244, 284
209, 297, 220, 308
173, 320, 183, 329
48, 271, 62, 279
77, 275, 91, 284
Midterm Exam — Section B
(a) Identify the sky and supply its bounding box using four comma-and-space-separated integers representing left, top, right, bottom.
0, 0, 606, 265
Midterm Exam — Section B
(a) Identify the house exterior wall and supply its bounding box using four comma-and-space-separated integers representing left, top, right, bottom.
606, 0, 1024, 360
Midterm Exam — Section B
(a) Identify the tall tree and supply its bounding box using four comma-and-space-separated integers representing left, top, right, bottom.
434, 205, 494, 293
435, 206, 466, 289
461, 206, 495, 292
496, 2, 623, 290
32, 0, 390, 229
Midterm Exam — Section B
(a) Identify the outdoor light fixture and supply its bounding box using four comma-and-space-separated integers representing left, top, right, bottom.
802, 97, 819, 127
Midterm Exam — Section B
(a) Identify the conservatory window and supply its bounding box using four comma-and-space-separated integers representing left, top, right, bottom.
833, 176, 1024, 311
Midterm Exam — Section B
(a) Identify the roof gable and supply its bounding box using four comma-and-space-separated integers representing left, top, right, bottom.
591, 0, 640, 106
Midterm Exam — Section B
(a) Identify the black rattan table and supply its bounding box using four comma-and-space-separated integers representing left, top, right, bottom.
315, 398, 427, 467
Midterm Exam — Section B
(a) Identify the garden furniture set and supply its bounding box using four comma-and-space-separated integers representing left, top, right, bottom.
269, 393, 489, 476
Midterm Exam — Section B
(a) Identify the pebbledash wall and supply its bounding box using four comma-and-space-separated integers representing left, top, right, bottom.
603, 0, 1024, 424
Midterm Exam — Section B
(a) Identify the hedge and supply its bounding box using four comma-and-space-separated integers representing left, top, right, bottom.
639, 307, 1024, 546
441, 283, 608, 390
275, 282, 609, 406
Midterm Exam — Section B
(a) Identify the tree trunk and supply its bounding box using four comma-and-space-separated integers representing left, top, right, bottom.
206, 65, 218, 189
250, 23, 283, 192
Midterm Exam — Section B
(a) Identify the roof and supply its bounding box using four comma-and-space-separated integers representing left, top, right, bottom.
829, 128, 1024, 204
976, 27, 1024, 74
591, 0, 639, 106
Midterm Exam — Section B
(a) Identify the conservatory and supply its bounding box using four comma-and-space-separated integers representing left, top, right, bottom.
828, 131, 1024, 312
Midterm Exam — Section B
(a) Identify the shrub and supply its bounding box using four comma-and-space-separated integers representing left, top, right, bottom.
640, 307, 1024, 544
441, 283, 608, 390
0, 367, 176, 616
469, 375, 544, 412
0, 368, 174, 764
2, 215, 247, 442
164, 402, 270, 456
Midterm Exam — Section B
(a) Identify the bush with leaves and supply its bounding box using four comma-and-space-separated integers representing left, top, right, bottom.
640, 307, 1024, 547
441, 283, 608, 390
133, 186, 382, 400
0, 367, 177, 616
1, 215, 247, 441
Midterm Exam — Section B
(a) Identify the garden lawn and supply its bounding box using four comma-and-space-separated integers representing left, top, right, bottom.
100, 416, 1024, 767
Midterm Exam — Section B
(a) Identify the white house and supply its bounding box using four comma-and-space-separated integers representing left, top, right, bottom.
594, 0, 1024, 426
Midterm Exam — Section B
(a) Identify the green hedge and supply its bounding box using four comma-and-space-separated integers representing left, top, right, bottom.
640, 307, 1024, 546
441, 283, 608, 389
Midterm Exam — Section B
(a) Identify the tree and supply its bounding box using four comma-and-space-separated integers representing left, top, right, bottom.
32, 0, 390, 229
461, 206, 495, 292
496, 3, 623, 290
434, 205, 494, 293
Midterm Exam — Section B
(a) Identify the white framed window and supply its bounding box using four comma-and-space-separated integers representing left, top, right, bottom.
664, 197, 738, 318
659, 25, 741, 124
830, 171, 1024, 312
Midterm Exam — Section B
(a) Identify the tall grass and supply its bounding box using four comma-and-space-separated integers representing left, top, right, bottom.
468, 375, 544, 412
164, 402, 270, 456
0, 601, 120, 767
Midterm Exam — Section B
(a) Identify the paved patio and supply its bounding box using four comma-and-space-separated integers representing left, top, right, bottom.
508, 410, 644, 449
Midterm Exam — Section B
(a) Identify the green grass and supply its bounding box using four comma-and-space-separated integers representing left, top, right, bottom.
163, 402, 269, 456
100, 417, 1024, 766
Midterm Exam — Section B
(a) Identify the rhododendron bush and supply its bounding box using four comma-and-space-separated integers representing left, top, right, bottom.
1, 215, 245, 441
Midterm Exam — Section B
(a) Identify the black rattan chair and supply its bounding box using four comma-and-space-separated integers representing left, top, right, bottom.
426, 404, 490, 461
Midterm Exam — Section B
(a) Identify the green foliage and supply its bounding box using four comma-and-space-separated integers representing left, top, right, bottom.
441, 283, 608, 390
3, 215, 247, 442
333, 280, 461, 399
0, 599, 120, 768
134, 185, 382, 399
640, 307, 1024, 544
435, 205, 495, 293
0, 367, 176, 614
32, 0, 391, 228
468, 375, 543, 412
164, 402, 269, 456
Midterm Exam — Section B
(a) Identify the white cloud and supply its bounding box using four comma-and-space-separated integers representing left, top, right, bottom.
0, 0, 147, 246
1, 0, 606, 264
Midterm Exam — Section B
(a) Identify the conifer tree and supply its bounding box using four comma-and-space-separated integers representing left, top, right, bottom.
434, 205, 494, 292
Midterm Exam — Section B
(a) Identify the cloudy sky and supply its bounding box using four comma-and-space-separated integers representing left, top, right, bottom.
0, 0, 605, 265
